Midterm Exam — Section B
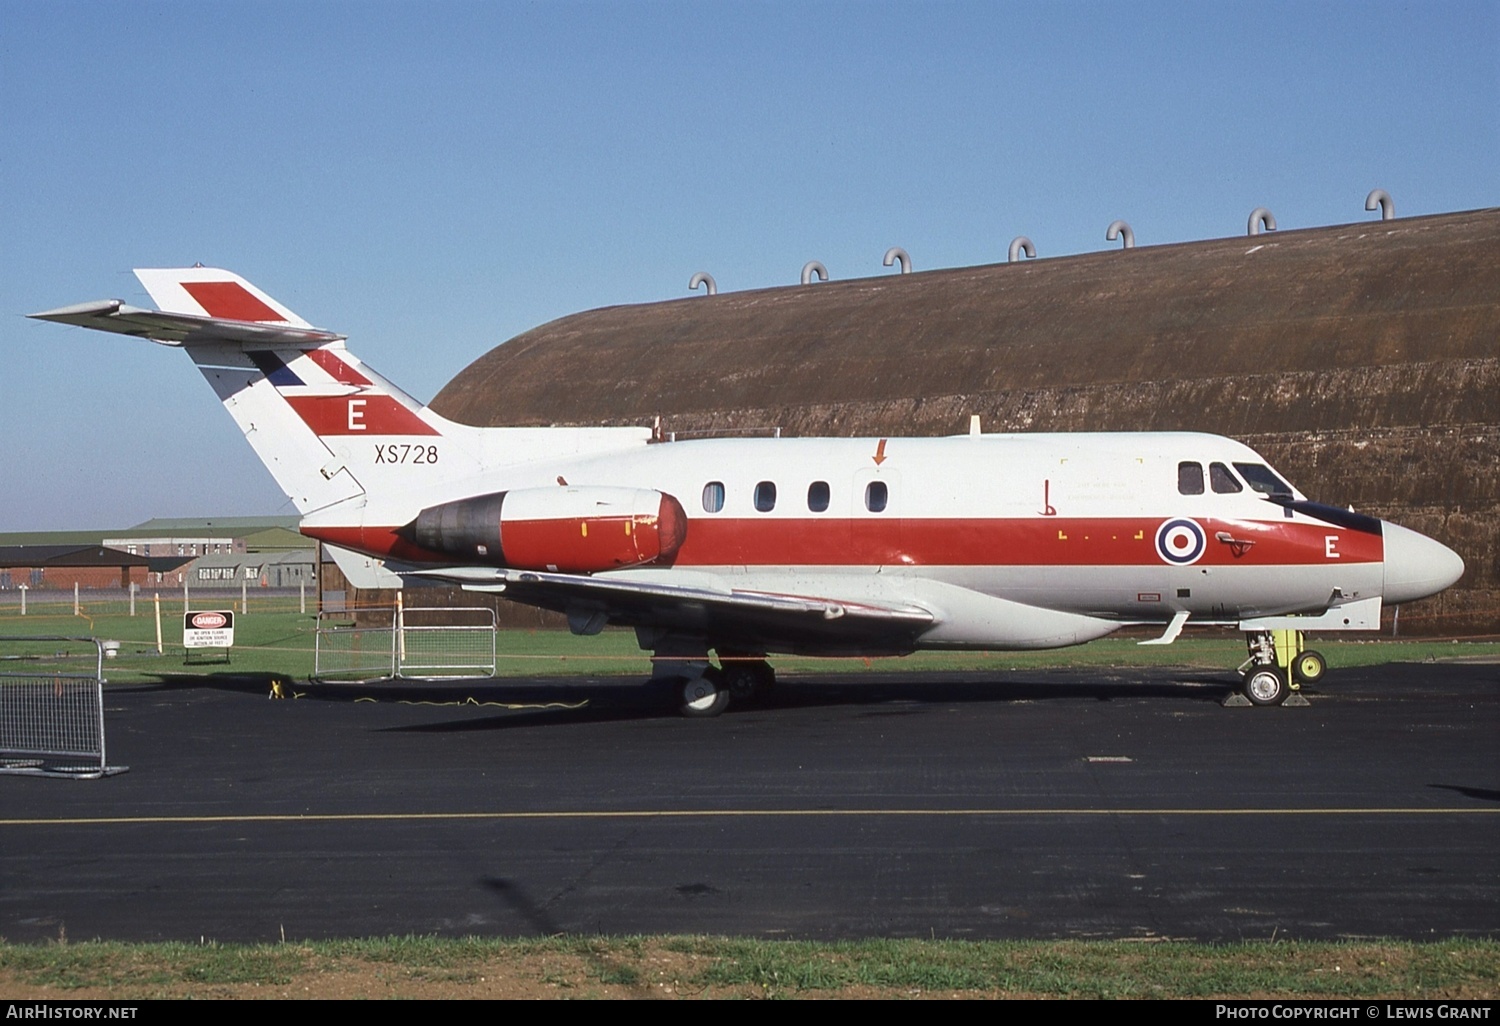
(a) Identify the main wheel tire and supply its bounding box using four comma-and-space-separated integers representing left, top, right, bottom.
1243, 666, 1288, 706
750, 660, 776, 693
1294, 649, 1327, 684
721, 660, 776, 704
679, 675, 730, 717
721, 664, 761, 703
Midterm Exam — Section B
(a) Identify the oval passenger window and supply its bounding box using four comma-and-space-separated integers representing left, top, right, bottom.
754, 481, 777, 512
701, 481, 725, 513
807, 481, 830, 513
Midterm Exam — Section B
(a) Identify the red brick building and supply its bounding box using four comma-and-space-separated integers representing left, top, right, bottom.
0, 545, 165, 591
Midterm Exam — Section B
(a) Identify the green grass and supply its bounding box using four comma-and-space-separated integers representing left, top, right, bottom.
0, 939, 307, 989
1, 936, 1495, 998
2, 597, 1497, 685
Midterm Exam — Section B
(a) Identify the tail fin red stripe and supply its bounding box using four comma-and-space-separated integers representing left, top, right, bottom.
283, 395, 438, 436
181, 281, 285, 322
306, 348, 373, 386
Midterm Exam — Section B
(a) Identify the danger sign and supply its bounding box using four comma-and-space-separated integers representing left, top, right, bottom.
183, 610, 235, 649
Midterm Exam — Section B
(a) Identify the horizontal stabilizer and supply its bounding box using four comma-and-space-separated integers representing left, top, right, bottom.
29, 299, 344, 348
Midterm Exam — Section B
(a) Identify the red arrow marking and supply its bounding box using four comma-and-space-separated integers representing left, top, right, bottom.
873, 438, 888, 465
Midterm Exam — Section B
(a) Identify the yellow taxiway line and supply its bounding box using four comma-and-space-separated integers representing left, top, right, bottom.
2, 807, 1498, 827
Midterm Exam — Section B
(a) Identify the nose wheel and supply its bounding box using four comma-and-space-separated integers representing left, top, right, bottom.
1242, 666, 1288, 706
1294, 649, 1326, 684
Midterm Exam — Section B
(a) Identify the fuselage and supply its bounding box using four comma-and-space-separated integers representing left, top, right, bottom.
302, 429, 1457, 631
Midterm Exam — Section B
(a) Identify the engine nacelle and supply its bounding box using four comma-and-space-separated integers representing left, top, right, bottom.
410, 486, 688, 573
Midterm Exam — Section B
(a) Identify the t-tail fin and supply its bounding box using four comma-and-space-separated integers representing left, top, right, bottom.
134, 266, 314, 326
32, 267, 479, 517
32, 267, 653, 535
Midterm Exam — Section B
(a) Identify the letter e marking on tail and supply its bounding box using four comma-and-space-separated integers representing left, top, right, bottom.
348, 398, 367, 431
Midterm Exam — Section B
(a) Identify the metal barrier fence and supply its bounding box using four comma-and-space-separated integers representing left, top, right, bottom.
313, 612, 396, 682
313, 607, 497, 682
0, 636, 127, 778
397, 606, 497, 679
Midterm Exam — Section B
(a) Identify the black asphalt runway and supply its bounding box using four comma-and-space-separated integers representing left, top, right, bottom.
2, 662, 1497, 944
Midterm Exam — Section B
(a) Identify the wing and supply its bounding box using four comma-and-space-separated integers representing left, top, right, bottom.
413, 566, 936, 656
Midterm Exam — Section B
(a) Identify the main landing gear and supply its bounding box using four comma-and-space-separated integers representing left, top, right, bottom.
675, 658, 777, 718
643, 633, 777, 718
1238, 629, 1325, 707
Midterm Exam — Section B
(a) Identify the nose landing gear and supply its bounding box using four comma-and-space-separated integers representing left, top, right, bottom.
1237, 629, 1323, 706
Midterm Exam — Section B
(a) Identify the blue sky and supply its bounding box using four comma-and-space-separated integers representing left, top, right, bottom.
2, 0, 1495, 530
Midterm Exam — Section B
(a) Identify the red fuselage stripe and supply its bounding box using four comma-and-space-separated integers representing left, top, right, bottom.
304, 517, 1381, 568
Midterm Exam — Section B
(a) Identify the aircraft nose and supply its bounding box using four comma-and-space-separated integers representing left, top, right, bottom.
1383, 522, 1465, 604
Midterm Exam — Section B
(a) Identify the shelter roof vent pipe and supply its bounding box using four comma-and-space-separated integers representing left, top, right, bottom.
1106, 220, 1135, 249
1365, 189, 1395, 220
1008, 236, 1036, 262
882, 247, 912, 274
689, 272, 717, 296
1247, 207, 1277, 235
801, 260, 828, 285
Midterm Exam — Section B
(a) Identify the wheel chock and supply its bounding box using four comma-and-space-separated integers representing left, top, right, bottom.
1222, 692, 1252, 707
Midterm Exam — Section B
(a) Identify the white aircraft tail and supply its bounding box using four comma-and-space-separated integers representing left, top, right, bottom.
32, 268, 651, 527
133, 267, 480, 518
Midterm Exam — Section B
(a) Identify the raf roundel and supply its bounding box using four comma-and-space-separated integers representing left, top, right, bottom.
1155, 518, 1206, 565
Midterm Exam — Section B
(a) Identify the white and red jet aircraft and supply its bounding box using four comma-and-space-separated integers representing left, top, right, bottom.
33, 268, 1465, 714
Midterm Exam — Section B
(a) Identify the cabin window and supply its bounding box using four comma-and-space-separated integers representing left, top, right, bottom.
807, 481, 830, 513
754, 481, 777, 512
1209, 462, 1243, 494
701, 481, 725, 513
865, 480, 889, 513
1177, 462, 1204, 495
1233, 462, 1292, 496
